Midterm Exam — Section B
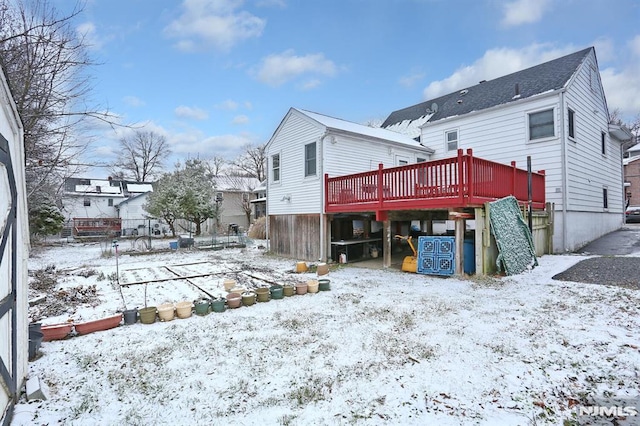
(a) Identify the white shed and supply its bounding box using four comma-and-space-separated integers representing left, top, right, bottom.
0, 66, 29, 423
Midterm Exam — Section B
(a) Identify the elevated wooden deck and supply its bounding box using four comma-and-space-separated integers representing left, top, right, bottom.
325, 149, 545, 219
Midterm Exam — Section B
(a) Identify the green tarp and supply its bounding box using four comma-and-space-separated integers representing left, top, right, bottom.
489, 196, 537, 275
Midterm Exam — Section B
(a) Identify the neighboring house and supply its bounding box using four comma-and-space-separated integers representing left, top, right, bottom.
251, 180, 267, 220
265, 108, 434, 260
265, 47, 633, 263
61, 178, 154, 237
0, 65, 29, 424
213, 175, 261, 232
624, 155, 640, 207
381, 46, 632, 252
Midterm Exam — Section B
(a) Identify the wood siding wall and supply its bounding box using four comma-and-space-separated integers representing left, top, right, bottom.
269, 214, 320, 260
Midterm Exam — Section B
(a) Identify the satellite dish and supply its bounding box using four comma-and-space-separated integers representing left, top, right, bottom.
431, 102, 438, 113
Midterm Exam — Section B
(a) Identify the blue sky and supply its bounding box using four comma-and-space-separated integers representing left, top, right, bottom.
61, 0, 640, 174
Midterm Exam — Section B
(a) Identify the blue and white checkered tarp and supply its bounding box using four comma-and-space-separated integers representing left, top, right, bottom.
417, 236, 455, 276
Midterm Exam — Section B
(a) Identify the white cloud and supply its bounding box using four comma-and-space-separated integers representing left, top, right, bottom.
255, 49, 338, 87
399, 69, 425, 88
123, 96, 145, 107
174, 105, 209, 120
232, 114, 249, 124
164, 0, 266, 52
422, 44, 577, 99
300, 79, 321, 90
216, 99, 239, 110
501, 0, 550, 28
600, 37, 640, 120
76, 21, 105, 50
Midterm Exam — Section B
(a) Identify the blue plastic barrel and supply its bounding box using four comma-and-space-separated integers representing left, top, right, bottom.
169, 241, 178, 250
463, 239, 475, 274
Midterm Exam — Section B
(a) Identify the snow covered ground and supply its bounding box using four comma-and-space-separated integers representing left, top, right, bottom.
11, 239, 640, 425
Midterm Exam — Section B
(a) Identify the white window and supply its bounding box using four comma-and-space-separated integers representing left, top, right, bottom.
272, 154, 280, 182
83, 198, 91, 207
446, 130, 458, 151
529, 109, 554, 140
305, 142, 316, 177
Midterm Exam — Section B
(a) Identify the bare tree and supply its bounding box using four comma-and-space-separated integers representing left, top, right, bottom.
205, 155, 227, 177
0, 0, 117, 227
112, 130, 170, 181
231, 143, 266, 181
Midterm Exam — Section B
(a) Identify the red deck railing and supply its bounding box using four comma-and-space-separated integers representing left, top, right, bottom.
325, 149, 545, 215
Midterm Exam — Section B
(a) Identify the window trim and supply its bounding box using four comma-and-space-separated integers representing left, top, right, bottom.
527, 107, 556, 142
271, 152, 281, 183
304, 142, 317, 177
445, 129, 458, 152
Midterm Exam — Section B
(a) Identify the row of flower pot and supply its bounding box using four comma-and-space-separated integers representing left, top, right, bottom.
37, 313, 125, 343
130, 278, 333, 324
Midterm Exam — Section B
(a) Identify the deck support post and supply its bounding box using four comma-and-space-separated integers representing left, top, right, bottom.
454, 217, 464, 275
383, 219, 391, 269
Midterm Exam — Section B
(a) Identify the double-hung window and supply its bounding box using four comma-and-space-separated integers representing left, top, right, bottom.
305, 142, 316, 177
446, 130, 458, 151
272, 154, 280, 182
529, 109, 554, 140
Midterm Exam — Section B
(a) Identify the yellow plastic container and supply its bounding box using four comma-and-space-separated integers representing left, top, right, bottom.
175, 301, 193, 319
307, 279, 319, 293
295, 261, 308, 273
157, 303, 175, 321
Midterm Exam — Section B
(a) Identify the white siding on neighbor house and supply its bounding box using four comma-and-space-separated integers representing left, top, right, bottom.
117, 194, 149, 221
268, 111, 326, 215
62, 194, 123, 221
563, 53, 624, 213
421, 94, 564, 209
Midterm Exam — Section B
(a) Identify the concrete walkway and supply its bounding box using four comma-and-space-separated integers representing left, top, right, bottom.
576, 223, 640, 256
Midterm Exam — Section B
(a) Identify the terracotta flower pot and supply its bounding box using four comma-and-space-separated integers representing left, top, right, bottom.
295, 282, 308, 295
283, 285, 295, 297
307, 279, 319, 293
226, 293, 242, 309
176, 301, 193, 319
255, 287, 270, 302
75, 313, 123, 336
41, 323, 73, 341
316, 263, 329, 276
157, 303, 175, 321
139, 307, 157, 324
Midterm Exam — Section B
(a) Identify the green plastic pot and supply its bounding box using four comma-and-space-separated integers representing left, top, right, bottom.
270, 285, 284, 299
139, 307, 157, 324
318, 279, 331, 291
211, 298, 227, 312
194, 300, 210, 315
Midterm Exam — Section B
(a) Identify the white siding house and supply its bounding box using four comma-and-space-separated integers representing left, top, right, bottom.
265, 108, 433, 260
383, 47, 633, 252
0, 65, 29, 424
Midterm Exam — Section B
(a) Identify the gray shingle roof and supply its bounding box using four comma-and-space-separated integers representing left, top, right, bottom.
382, 47, 593, 128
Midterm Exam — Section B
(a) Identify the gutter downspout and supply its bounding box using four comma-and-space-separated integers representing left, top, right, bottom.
559, 91, 569, 252
319, 133, 327, 262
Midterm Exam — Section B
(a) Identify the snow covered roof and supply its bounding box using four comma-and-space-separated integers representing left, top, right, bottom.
294, 108, 433, 152
382, 47, 593, 130
214, 175, 261, 192
126, 183, 153, 193
72, 179, 122, 195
